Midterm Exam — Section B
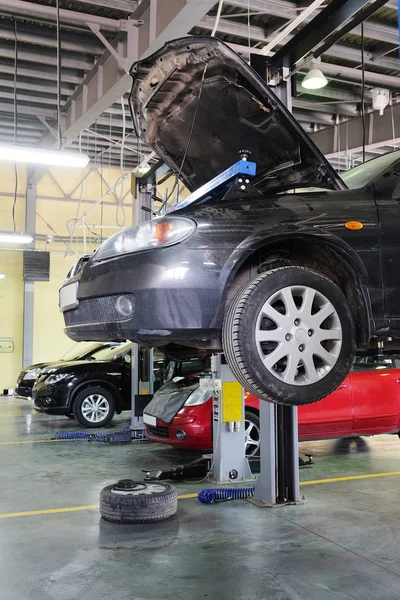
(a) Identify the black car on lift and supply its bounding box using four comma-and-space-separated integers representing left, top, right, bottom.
58, 36, 400, 409
33, 342, 204, 428
15, 342, 118, 399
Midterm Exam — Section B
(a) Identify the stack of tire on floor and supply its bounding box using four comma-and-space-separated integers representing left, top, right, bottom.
100, 479, 178, 524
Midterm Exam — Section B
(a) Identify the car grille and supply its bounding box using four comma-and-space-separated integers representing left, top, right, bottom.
147, 425, 170, 439
64, 294, 135, 326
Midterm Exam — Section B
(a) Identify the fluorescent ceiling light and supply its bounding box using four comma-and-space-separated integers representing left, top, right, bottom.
0, 145, 90, 168
0, 273, 5, 279
0, 232, 33, 244
301, 67, 328, 90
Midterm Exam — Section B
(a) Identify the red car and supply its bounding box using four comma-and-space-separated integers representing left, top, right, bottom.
144, 354, 400, 456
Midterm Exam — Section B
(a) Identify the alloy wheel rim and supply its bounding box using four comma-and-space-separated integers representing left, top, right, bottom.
245, 418, 260, 458
255, 285, 342, 386
81, 394, 110, 423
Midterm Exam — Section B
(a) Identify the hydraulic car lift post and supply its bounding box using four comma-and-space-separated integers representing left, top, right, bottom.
210, 354, 253, 483
211, 54, 301, 506
130, 176, 155, 437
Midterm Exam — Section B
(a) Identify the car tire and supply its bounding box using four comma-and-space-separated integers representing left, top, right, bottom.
73, 386, 116, 428
245, 410, 260, 458
100, 480, 178, 524
223, 266, 355, 406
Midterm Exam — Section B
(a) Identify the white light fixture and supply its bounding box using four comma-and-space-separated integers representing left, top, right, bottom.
301, 63, 328, 90
0, 145, 90, 168
0, 232, 33, 244
372, 88, 390, 116
0, 273, 5, 279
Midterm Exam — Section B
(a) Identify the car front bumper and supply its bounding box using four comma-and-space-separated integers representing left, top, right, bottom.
61, 243, 233, 348
15, 382, 34, 398
33, 381, 71, 415
145, 400, 213, 450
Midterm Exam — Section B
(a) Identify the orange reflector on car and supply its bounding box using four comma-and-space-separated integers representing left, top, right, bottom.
155, 222, 174, 244
345, 221, 363, 230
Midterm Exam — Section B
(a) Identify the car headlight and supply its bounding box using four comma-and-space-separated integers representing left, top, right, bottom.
46, 373, 70, 385
24, 368, 42, 381
184, 387, 212, 407
93, 217, 196, 262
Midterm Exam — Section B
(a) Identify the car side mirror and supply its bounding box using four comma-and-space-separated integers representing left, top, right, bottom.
393, 181, 400, 201
123, 353, 132, 365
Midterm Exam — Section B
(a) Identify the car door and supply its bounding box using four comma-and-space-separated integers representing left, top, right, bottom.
373, 157, 400, 318
298, 377, 353, 438
349, 355, 400, 433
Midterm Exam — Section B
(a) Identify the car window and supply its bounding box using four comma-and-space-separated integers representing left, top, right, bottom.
86, 341, 133, 361
61, 343, 107, 362
351, 356, 396, 372
341, 151, 400, 189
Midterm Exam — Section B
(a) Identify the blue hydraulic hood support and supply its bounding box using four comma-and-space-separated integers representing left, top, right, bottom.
166, 152, 257, 214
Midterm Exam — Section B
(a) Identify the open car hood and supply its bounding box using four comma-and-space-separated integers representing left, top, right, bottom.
129, 36, 345, 194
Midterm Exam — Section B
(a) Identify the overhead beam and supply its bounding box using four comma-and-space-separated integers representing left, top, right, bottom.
225, 0, 399, 44
293, 98, 358, 117
74, 0, 138, 12
0, 42, 94, 71
0, 24, 105, 54
0, 78, 73, 97
310, 101, 400, 155
58, 0, 217, 142
0, 89, 64, 106
0, 102, 56, 119
317, 61, 400, 89
0, 0, 122, 32
0, 60, 83, 84
225, 38, 400, 74
295, 81, 371, 102
197, 15, 400, 67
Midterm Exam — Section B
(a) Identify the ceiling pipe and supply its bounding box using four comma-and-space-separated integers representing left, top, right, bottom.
0, 0, 121, 32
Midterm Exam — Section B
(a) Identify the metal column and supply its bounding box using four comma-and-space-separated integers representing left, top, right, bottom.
22, 172, 36, 368
130, 176, 154, 435
249, 54, 301, 507
131, 345, 154, 431
210, 355, 253, 483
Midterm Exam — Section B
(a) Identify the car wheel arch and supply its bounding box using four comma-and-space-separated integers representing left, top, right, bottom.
69, 380, 122, 411
223, 232, 371, 346
244, 405, 259, 419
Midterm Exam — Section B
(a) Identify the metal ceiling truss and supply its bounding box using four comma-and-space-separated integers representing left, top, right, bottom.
269, 0, 393, 71
0, 0, 398, 171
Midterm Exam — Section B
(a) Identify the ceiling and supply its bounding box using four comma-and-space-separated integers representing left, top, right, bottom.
0, 0, 398, 171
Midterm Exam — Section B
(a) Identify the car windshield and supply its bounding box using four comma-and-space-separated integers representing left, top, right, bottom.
85, 341, 133, 362
341, 150, 400, 189
61, 343, 109, 362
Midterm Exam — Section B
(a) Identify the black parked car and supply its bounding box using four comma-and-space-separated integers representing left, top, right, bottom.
59, 36, 400, 407
33, 342, 204, 428
15, 342, 118, 398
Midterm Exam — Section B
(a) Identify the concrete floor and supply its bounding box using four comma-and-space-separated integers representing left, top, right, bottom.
2, 397, 400, 600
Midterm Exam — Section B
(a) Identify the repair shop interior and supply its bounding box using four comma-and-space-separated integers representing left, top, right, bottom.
1, 0, 400, 598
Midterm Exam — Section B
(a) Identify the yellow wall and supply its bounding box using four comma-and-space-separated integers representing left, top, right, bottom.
0, 163, 133, 388
0, 161, 189, 388
0, 251, 23, 390
32, 253, 77, 364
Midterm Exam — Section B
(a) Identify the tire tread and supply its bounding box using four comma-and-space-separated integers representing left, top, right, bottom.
223, 266, 355, 406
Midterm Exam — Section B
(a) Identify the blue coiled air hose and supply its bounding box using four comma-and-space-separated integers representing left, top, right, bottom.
198, 486, 255, 504
53, 421, 132, 441
54, 431, 90, 440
